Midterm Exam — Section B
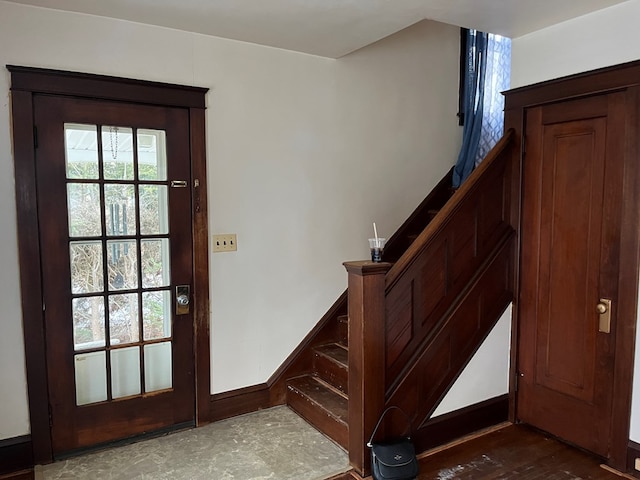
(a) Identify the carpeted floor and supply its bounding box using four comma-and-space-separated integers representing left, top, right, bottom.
35, 406, 350, 480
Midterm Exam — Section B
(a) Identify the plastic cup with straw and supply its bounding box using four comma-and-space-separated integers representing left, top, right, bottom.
368, 222, 386, 262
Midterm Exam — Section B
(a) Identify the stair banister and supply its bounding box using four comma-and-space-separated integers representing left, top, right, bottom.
343, 128, 516, 475
342, 260, 391, 477
386, 129, 515, 289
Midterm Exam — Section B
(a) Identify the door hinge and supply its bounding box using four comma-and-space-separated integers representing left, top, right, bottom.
33, 126, 38, 149
521, 136, 526, 157
48, 403, 53, 427
515, 372, 524, 391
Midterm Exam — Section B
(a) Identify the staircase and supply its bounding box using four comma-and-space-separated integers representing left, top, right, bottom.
270, 132, 517, 469
286, 316, 350, 448
279, 172, 455, 450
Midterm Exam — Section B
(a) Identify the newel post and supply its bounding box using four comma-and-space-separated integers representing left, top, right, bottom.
343, 260, 392, 476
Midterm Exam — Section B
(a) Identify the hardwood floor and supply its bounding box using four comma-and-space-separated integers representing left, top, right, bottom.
331, 424, 628, 479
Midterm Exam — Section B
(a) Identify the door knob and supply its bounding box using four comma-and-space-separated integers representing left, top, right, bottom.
597, 298, 612, 333
175, 285, 190, 315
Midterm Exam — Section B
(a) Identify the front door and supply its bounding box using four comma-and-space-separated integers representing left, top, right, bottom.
34, 94, 195, 454
517, 92, 625, 457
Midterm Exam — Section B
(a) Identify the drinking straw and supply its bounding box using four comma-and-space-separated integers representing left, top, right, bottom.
373, 222, 379, 248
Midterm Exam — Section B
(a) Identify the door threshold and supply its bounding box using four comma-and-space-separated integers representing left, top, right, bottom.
53, 421, 195, 461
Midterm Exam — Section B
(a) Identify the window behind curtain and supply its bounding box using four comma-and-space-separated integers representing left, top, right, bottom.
457, 29, 511, 165
476, 33, 511, 166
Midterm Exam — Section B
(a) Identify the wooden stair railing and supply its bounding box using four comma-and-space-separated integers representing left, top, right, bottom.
345, 129, 517, 476
266, 168, 455, 449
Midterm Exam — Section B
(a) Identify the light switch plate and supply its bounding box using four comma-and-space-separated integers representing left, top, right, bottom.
213, 234, 237, 252
635, 458, 640, 471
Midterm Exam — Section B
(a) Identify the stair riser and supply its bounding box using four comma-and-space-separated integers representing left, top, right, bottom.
314, 353, 348, 394
287, 386, 348, 450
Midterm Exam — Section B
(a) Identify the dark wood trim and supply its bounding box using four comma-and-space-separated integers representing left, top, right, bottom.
7, 65, 207, 108
8, 65, 209, 462
610, 83, 640, 469
190, 107, 211, 425
0, 436, 33, 476
0, 471, 34, 480
344, 261, 392, 477
504, 61, 640, 472
414, 394, 509, 453
210, 384, 270, 422
628, 440, 640, 478
505, 59, 640, 109
504, 106, 524, 426
10, 89, 52, 465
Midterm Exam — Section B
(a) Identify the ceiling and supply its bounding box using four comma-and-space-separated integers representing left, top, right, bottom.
5, 0, 629, 58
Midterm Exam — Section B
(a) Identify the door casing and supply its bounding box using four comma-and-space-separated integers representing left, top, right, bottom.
505, 61, 640, 471
8, 65, 211, 464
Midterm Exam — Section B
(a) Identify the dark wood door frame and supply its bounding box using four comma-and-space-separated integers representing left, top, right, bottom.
7, 66, 211, 464
504, 60, 640, 471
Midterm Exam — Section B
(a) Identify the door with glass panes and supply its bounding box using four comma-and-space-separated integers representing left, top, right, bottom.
34, 95, 194, 454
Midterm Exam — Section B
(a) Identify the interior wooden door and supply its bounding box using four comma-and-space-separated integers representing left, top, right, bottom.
34, 94, 195, 454
517, 92, 626, 457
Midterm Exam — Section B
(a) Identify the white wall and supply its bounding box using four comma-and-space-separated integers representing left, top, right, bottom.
199, 19, 463, 392
432, 304, 512, 417
0, 1, 463, 439
511, 0, 640, 88
511, 0, 640, 442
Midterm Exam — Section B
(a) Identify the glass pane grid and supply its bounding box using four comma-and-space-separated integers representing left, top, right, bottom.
70, 124, 173, 405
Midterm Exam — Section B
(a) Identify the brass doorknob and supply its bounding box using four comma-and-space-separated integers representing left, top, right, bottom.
596, 302, 608, 314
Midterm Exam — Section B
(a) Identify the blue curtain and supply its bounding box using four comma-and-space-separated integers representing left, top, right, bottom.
475, 34, 511, 167
452, 30, 488, 188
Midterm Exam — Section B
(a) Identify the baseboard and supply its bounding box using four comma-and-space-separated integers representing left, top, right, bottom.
414, 394, 509, 453
210, 383, 270, 422
628, 440, 640, 478
0, 470, 34, 480
0, 435, 33, 477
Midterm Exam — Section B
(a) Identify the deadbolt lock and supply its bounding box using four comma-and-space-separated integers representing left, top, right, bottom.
176, 285, 190, 315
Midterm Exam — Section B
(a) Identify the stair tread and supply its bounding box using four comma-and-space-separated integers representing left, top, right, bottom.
287, 375, 348, 423
315, 343, 348, 368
